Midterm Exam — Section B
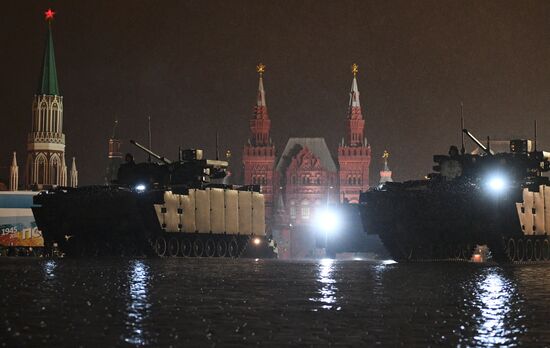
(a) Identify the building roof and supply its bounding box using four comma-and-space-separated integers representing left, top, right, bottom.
276, 137, 337, 173
38, 24, 59, 95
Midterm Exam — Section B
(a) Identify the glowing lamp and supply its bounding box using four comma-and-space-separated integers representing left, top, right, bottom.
486, 173, 508, 193
253, 237, 261, 246
135, 184, 146, 192
315, 208, 341, 233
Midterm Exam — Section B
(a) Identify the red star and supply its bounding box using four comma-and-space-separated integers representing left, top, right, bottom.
44, 8, 55, 21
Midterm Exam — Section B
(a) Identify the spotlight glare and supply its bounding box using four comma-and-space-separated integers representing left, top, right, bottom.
487, 174, 507, 193
315, 208, 340, 233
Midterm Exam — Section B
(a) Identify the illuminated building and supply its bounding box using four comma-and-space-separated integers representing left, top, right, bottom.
242, 64, 371, 258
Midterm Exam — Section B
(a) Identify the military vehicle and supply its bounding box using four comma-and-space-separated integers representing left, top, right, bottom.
32, 141, 277, 258
360, 128, 550, 263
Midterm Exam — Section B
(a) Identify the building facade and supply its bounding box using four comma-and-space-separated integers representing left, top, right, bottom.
242, 64, 372, 258
25, 10, 77, 189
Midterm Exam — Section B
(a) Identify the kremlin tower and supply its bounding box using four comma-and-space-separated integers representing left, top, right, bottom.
337, 64, 371, 203
26, 9, 77, 188
242, 64, 276, 220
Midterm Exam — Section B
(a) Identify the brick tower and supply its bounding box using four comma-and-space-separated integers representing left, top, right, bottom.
242, 63, 276, 220
338, 64, 371, 203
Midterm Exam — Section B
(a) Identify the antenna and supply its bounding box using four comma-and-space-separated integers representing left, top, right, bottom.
534, 119, 538, 152
147, 116, 152, 162
215, 131, 220, 160
486, 136, 491, 153
460, 102, 465, 155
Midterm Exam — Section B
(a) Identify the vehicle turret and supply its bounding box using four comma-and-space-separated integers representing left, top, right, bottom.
115, 140, 229, 189
429, 130, 550, 187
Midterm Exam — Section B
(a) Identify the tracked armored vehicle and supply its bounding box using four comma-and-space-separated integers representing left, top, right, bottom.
32, 141, 277, 258
360, 129, 550, 263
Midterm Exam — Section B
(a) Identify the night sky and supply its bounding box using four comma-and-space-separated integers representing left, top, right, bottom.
2, 0, 550, 185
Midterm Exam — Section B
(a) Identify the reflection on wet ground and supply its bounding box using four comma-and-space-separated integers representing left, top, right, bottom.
1, 258, 550, 346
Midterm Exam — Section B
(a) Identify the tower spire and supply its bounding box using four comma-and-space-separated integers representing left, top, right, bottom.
346, 63, 365, 146
10, 152, 19, 191
257, 63, 266, 107
38, 9, 59, 95
70, 157, 78, 188
379, 150, 393, 185
249, 63, 271, 145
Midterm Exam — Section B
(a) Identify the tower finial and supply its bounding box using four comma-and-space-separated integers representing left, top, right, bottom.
351, 63, 359, 77
256, 63, 266, 76
44, 8, 55, 21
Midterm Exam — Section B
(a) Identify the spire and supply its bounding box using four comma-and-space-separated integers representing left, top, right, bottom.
249, 63, 271, 146
347, 63, 363, 118
257, 63, 266, 107
349, 63, 360, 108
345, 63, 366, 146
38, 9, 59, 95
379, 150, 393, 185
70, 157, 78, 188
10, 152, 18, 191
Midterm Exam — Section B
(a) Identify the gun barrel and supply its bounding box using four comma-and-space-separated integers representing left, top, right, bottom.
130, 140, 172, 164
462, 129, 492, 156
205, 159, 229, 168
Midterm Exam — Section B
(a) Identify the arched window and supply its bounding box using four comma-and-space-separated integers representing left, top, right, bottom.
39, 103, 48, 132
50, 155, 60, 185
252, 176, 257, 185
316, 176, 321, 185
302, 176, 307, 185
348, 177, 352, 185
353, 177, 357, 185
358, 177, 362, 185
51, 103, 58, 133
36, 155, 47, 184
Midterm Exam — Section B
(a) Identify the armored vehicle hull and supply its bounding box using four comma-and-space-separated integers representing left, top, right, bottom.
360, 133, 550, 263
33, 185, 276, 258
360, 181, 546, 262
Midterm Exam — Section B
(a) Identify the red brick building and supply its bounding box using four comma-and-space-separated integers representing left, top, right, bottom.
242, 64, 371, 259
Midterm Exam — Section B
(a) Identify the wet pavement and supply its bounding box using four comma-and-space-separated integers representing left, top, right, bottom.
1, 258, 550, 347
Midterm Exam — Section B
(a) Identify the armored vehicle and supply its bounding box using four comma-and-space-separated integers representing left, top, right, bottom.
32, 141, 277, 258
360, 129, 550, 263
